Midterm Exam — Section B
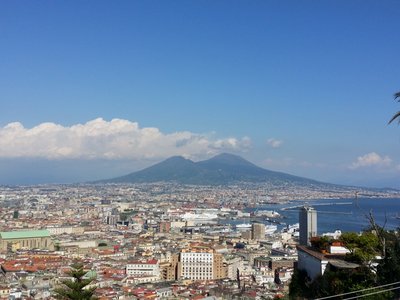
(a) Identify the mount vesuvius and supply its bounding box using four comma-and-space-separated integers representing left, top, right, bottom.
97, 153, 330, 186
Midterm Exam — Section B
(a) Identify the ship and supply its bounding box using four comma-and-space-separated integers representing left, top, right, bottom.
282, 223, 300, 237
235, 223, 252, 229
255, 210, 281, 218
180, 212, 218, 221
265, 224, 278, 234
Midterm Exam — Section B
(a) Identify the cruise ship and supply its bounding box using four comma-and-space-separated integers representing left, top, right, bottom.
180, 212, 218, 221
265, 224, 278, 234
235, 223, 252, 229
282, 223, 300, 237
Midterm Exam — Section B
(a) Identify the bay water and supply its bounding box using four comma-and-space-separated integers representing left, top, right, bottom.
245, 198, 400, 234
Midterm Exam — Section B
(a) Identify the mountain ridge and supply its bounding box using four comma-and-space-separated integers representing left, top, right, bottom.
97, 153, 330, 186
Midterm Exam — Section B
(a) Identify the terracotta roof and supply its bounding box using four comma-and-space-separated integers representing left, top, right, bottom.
297, 245, 355, 267
128, 258, 158, 265
297, 245, 327, 261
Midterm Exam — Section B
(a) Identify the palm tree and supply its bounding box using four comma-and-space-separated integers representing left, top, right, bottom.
388, 92, 400, 124
53, 263, 97, 300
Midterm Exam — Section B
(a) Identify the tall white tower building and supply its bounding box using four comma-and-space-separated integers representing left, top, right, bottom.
299, 206, 317, 246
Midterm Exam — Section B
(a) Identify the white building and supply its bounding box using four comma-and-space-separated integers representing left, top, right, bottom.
297, 245, 357, 281
322, 229, 342, 240
297, 245, 328, 280
225, 256, 244, 280
126, 259, 160, 279
125, 275, 159, 284
61, 240, 97, 248
329, 245, 350, 254
179, 248, 215, 280
47, 226, 85, 235
180, 251, 213, 280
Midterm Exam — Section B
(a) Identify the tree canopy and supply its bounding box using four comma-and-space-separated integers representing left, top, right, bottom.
339, 231, 380, 264
54, 262, 97, 300
290, 228, 400, 299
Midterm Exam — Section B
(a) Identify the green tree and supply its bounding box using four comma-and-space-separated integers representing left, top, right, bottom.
340, 231, 379, 264
54, 263, 97, 300
309, 266, 390, 300
388, 92, 400, 124
310, 236, 330, 252
289, 269, 311, 299
377, 230, 400, 298
289, 229, 393, 299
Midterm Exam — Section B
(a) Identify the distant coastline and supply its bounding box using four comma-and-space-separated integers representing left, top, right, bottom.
248, 197, 400, 234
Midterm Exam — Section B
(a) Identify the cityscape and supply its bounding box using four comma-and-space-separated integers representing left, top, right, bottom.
0, 181, 399, 299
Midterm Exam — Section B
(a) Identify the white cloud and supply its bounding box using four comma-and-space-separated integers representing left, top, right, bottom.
350, 152, 392, 169
267, 138, 283, 148
213, 136, 251, 150
0, 118, 251, 160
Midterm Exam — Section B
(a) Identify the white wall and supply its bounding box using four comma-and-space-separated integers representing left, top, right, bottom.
297, 249, 328, 281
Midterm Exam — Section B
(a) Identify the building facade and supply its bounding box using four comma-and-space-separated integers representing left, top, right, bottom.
0, 230, 54, 253
177, 246, 224, 280
126, 259, 160, 279
158, 221, 171, 233
46, 226, 84, 235
299, 206, 317, 246
251, 223, 265, 240
160, 253, 179, 281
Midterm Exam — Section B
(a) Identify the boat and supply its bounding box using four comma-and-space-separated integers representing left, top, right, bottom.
287, 223, 299, 233
265, 225, 278, 234
180, 212, 218, 221
322, 230, 342, 239
235, 223, 252, 229
282, 223, 299, 236
255, 210, 281, 218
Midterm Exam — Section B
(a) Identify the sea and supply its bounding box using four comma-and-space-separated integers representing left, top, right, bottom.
230, 198, 400, 234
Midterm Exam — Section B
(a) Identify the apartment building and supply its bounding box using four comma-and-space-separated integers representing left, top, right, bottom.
251, 223, 265, 240
126, 259, 160, 279
177, 246, 224, 280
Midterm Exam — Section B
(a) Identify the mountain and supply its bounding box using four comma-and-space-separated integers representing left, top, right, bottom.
99, 153, 328, 186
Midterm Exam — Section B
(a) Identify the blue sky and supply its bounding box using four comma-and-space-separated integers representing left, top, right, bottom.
1, 1, 400, 187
